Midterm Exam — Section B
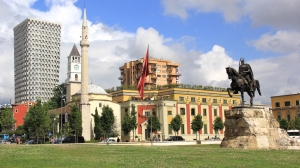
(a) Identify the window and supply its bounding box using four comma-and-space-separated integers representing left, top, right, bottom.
275, 102, 280, 107
277, 112, 282, 120
156, 70, 160, 72
296, 100, 299, 106
157, 75, 161, 77
15, 109, 18, 113
287, 112, 291, 121
125, 108, 128, 113
191, 97, 196, 102
162, 65, 167, 68
99, 103, 102, 107
168, 111, 172, 115
162, 75, 166, 78
213, 99, 217, 103
168, 124, 172, 134
180, 108, 185, 115
214, 109, 217, 116
204, 124, 207, 134
203, 109, 207, 116
285, 101, 290, 107
145, 111, 150, 116
223, 99, 227, 104
179, 96, 184, 101
202, 98, 206, 103
233, 100, 237, 104
191, 108, 195, 116
181, 124, 185, 134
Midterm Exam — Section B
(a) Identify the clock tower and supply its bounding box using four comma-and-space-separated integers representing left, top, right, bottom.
65, 44, 82, 103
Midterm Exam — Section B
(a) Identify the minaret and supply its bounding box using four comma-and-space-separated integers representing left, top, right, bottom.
80, 5, 91, 141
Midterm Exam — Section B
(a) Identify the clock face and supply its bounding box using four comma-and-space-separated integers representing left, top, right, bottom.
74, 65, 79, 70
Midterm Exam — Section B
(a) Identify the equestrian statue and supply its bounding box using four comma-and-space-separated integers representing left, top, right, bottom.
225, 58, 262, 106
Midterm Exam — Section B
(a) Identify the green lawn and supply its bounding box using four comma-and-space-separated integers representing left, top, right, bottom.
1, 144, 300, 168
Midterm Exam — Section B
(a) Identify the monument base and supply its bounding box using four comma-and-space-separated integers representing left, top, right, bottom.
221, 106, 300, 149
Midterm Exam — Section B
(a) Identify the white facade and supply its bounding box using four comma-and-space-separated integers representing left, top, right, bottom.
73, 84, 121, 140
13, 18, 61, 103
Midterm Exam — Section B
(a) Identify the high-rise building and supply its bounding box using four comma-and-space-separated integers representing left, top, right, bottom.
13, 18, 61, 103
118, 58, 181, 87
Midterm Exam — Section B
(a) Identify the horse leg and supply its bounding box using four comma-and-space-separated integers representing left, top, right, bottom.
247, 91, 253, 106
227, 88, 233, 97
241, 91, 244, 106
256, 80, 262, 96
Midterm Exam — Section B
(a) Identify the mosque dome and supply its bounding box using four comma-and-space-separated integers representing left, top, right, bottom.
76, 84, 108, 94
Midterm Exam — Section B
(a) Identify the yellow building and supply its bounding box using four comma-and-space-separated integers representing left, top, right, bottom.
271, 93, 300, 121
108, 85, 241, 142
118, 58, 181, 87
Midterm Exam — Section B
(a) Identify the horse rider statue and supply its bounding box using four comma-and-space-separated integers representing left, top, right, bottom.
238, 58, 254, 91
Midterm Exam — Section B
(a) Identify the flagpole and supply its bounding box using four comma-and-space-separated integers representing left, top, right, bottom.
148, 45, 153, 146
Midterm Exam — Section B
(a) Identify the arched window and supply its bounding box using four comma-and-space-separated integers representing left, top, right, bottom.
75, 74, 78, 81
287, 111, 291, 121
277, 112, 281, 120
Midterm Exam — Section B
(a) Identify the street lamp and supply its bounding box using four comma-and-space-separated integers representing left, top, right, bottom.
53, 117, 56, 144
57, 85, 64, 144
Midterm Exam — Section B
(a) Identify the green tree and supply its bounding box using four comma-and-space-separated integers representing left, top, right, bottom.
213, 117, 224, 138
23, 99, 51, 143
191, 114, 203, 140
15, 125, 26, 136
69, 102, 82, 142
170, 114, 182, 140
147, 108, 161, 140
121, 110, 132, 138
100, 105, 115, 141
279, 118, 289, 131
47, 83, 66, 110
290, 117, 300, 131
0, 107, 16, 132
92, 107, 102, 140
130, 104, 138, 140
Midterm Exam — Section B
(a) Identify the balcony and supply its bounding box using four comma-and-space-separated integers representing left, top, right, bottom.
151, 75, 157, 79
118, 77, 123, 80
168, 73, 182, 76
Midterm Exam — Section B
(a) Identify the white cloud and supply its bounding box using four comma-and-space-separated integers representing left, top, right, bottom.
162, 0, 243, 22
162, 0, 300, 30
248, 31, 300, 54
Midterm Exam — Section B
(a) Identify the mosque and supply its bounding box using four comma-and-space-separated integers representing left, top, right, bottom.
64, 6, 120, 141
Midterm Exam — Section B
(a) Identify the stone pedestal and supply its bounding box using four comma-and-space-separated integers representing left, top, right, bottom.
221, 106, 300, 149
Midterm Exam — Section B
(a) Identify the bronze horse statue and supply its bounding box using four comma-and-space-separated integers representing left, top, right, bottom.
225, 67, 261, 106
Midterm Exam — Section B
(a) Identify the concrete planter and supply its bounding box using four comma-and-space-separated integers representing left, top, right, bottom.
196, 140, 201, 144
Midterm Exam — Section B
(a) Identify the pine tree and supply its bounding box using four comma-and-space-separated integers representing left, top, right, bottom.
100, 105, 115, 141
170, 114, 183, 140
147, 108, 161, 140
191, 114, 203, 140
121, 111, 132, 138
69, 102, 82, 142
130, 104, 137, 141
92, 107, 102, 140
213, 117, 224, 138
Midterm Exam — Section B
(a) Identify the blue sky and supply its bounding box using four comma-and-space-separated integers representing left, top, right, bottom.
0, 0, 300, 105
32, 0, 278, 59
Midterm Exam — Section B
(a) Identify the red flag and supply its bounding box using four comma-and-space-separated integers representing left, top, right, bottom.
137, 46, 149, 100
